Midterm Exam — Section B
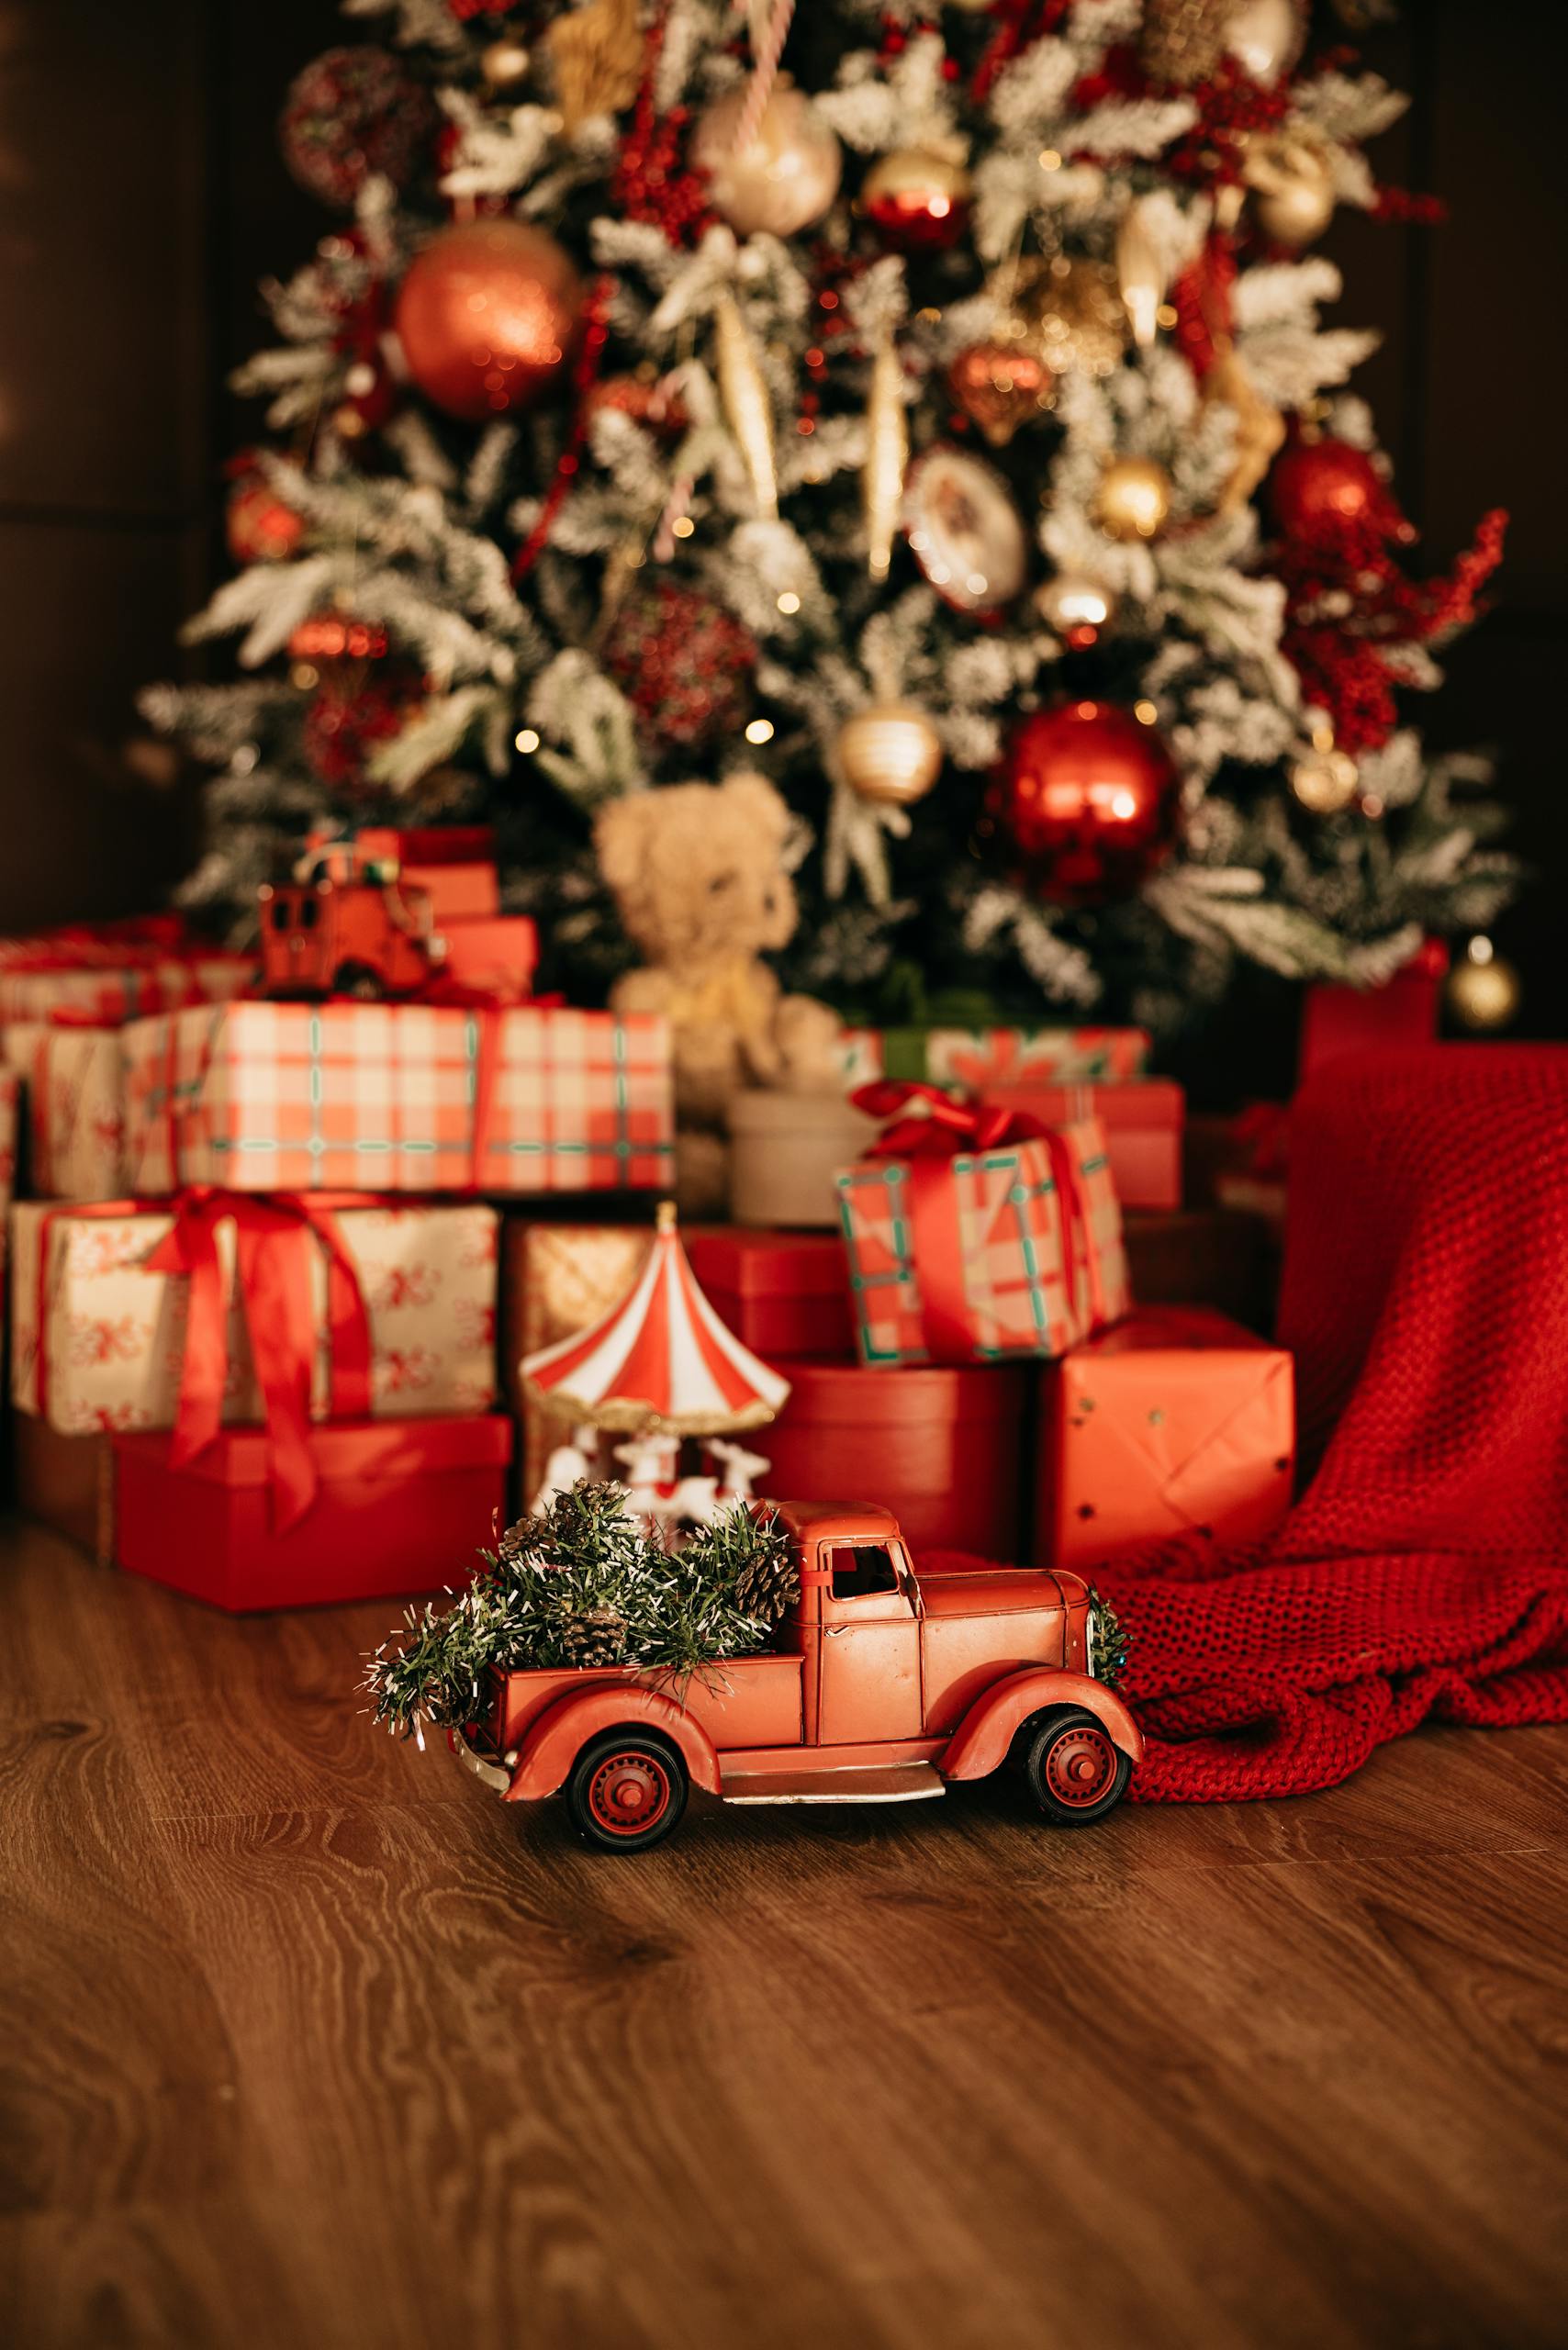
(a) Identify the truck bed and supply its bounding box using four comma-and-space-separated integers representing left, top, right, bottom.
486, 1650, 805, 1756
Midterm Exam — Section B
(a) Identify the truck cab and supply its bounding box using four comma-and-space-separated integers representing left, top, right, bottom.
259, 824, 537, 1002
460, 1501, 1140, 1854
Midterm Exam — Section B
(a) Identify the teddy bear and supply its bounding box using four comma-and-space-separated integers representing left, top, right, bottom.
594, 772, 843, 1214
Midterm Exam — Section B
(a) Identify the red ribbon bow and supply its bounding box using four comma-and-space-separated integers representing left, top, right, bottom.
849, 1080, 1106, 1361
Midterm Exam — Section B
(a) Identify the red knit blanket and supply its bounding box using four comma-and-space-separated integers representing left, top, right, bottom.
952, 1047, 1568, 1801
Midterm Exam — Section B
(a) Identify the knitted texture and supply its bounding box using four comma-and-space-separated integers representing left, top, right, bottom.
937, 1047, 1568, 1801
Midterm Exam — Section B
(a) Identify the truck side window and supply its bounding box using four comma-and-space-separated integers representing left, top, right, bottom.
299, 894, 320, 929
270, 898, 291, 931
830, 1545, 899, 1599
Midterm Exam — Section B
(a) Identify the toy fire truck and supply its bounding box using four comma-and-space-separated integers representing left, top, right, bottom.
259, 825, 537, 1001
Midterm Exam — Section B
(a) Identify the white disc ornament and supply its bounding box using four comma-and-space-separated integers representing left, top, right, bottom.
835, 703, 944, 808
903, 446, 1028, 616
690, 77, 842, 240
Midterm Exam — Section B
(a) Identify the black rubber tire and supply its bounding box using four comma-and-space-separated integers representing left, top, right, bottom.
565, 1730, 688, 1854
1023, 1707, 1132, 1827
332, 963, 385, 1001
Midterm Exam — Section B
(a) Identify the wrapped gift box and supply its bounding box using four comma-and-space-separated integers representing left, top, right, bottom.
7, 1024, 126, 1201
758, 1357, 1030, 1559
112, 1415, 513, 1611
1298, 955, 1442, 1080
0, 1065, 16, 1213
838, 1025, 1149, 1091
120, 1002, 674, 1197
836, 1113, 1130, 1367
12, 1197, 498, 1436
684, 1227, 854, 1360
728, 1090, 881, 1228
984, 1080, 1183, 1212
499, 1218, 656, 1507
0, 951, 255, 1031
1036, 1306, 1294, 1573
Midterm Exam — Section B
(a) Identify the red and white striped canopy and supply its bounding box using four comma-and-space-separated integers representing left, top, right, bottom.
521, 1204, 791, 1436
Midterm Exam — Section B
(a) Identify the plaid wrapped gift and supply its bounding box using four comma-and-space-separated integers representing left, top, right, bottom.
12, 1195, 498, 1438
7, 1024, 126, 1200
838, 1024, 1149, 1091
120, 1002, 674, 1197
0, 953, 255, 1031
835, 1083, 1130, 1368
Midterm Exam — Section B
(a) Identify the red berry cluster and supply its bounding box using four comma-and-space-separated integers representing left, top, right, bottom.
510, 276, 616, 583
445, 1, 515, 19
610, 4, 714, 246
1170, 234, 1238, 380
876, 16, 961, 81
600, 579, 756, 755
302, 666, 420, 792
971, 0, 1070, 106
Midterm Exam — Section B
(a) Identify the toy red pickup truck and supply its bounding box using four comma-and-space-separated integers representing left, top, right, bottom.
452, 1500, 1141, 1852
259, 825, 537, 1001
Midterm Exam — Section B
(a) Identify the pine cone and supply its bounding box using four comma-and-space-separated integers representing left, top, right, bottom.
733, 1542, 800, 1628
561, 1605, 629, 1668
1140, 0, 1231, 85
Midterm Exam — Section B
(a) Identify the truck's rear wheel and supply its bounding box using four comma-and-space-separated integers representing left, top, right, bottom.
332, 962, 385, 1001
1023, 1708, 1131, 1827
566, 1731, 687, 1854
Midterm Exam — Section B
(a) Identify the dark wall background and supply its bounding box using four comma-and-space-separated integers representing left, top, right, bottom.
0, 1, 1561, 1051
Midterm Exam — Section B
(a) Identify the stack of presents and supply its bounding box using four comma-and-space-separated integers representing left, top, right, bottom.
0, 827, 1415, 1615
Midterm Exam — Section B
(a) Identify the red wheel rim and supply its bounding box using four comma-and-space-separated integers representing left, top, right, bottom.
588, 1750, 673, 1838
1044, 1725, 1117, 1808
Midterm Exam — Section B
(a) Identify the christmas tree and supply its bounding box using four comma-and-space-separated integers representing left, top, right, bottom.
142, 0, 1516, 1046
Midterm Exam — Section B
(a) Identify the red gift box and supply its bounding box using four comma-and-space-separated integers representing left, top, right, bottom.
758, 1356, 1029, 1559
112, 1414, 512, 1612
984, 1079, 1184, 1211
1298, 955, 1443, 1081
684, 1227, 854, 1359
1035, 1307, 1294, 1573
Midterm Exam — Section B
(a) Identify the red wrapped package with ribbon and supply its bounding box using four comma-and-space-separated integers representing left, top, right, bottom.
834, 1080, 1131, 1367
11, 1191, 498, 1528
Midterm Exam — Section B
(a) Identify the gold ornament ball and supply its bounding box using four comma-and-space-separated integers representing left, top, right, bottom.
1446, 937, 1521, 1032
1035, 572, 1116, 645
1004, 256, 1127, 379
1249, 136, 1337, 247
836, 703, 944, 808
1097, 454, 1172, 542
690, 78, 842, 240
1289, 744, 1360, 813
479, 37, 533, 95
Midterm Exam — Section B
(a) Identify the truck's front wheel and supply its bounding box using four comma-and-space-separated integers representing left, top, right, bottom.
566, 1731, 688, 1853
1023, 1709, 1131, 1827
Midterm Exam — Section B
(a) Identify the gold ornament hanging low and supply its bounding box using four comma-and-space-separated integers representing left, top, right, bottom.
1002, 256, 1128, 381
545, 0, 644, 132
713, 292, 778, 520
479, 37, 534, 96
863, 335, 908, 582
1139, 0, 1232, 85
1246, 128, 1337, 248
836, 703, 944, 808
1035, 572, 1116, 645
1204, 346, 1286, 514
1097, 454, 1172, 542
1445, 936, 1521, 1033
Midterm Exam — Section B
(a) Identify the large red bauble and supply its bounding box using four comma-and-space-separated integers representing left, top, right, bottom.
280, 48, 435, 210
991, 699, 1182, 906
861, 148, 971, 252
1267, 437, 1397, 539
393, 221, 583, 422
600, 580, 756, 756
226, 477, 305, 565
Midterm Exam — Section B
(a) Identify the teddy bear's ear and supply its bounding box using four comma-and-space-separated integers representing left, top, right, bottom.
719, 769, 789, 841
594, 792, 654, 898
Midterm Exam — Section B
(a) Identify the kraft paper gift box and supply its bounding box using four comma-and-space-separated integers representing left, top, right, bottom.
838, 1024, 1149, 1091
1036, 1306, 1295, 1573
835, 1093, 1131, 1368
113, 1415, 513, 1612
499, 1219, 655, 1508
7, 1024, 127, 1201
727, 1090, 882, 1228
120, 1001, 674, 1197
11, 1196, 499, 1438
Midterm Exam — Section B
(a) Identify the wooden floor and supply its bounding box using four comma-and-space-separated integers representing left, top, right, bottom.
4, 1518, 1568, 2350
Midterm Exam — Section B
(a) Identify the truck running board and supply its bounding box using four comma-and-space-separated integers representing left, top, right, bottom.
721, 1761, 946, 1807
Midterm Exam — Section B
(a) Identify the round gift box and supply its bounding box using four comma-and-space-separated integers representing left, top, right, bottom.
729, 1090, 881, 1228
758, 1357, 1029, 1560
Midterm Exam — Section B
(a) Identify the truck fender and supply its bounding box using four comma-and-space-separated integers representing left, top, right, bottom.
505, 1684, 723, 1804
941, 1671, 1143, 1784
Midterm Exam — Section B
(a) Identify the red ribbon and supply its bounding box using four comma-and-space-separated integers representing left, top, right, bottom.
31, 1190, 380, 1532
849, 1080, 1104, 1360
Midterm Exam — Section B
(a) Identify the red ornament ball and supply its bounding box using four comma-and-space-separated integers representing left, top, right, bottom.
280, 48, 435, 210
1267, 436, 1403, 543
861, 148, 971, 252
226, 475, 305, 565
600, 580, 756, 756
990, 699, 1182, 907
394, 220, 583, 423
301, 662, 421, 794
